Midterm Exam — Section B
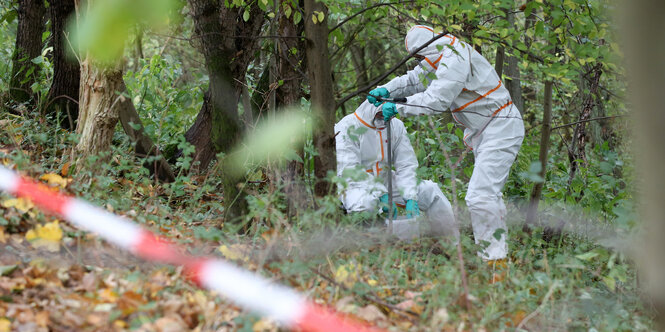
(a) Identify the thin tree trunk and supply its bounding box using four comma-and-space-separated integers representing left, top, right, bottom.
184, 91, 215, 171
349, 44, 368, 88
46, 0, 80, 130
76, 59, 123, 173
504, 3, 524, 114
116, 79, 175, 183
566, 64, 602, 194
525, 80, 553, 228
494, 46, 505, 78
240, 85, 254, 127
304, 0, 336, 197
250, 65, 271, 119
277, 0, 308, 214
623, 1, 665, 328
10, 0, 45, 104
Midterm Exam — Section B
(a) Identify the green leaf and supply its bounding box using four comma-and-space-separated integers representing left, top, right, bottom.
243, 10, 250, 21
492, 228, 506, 241
0, 9, 17, 24
284, 4, 292, 18
535, 21, 545, 36
0, 265, 17, 276
285, 149, 304, 163
317, 11, 324, 23
602, 276, 616, 291
576, 250, 599, 261
293, 11, 302, 24
41, 30, 51, 43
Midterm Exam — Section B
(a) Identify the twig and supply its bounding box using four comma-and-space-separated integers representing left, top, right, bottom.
516, 280, 560, 330
551, 115, 624, 130
149, 31, 305, 41
308, 268, 420, 323
329, 1, 415, 33
336, 32, 449, 109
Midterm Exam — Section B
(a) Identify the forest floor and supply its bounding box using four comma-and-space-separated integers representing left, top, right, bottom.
0, 113, 656, 331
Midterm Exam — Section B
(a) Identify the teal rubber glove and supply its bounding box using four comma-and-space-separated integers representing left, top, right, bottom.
382, 102, 398, 122
368, 87, 390, 106
405, 200, 420, 218
379, 194, 397, 218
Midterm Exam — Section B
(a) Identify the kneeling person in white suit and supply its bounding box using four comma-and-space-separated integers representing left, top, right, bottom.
335, 100, 458, 239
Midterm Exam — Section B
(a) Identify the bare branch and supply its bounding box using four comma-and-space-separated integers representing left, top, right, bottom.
551, 115, 624, 130
335, 32, 449, 109
329, 1, 415, 33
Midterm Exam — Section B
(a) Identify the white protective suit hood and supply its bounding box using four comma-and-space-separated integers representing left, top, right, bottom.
405, 25, 456, 71
354, 99, 386, 129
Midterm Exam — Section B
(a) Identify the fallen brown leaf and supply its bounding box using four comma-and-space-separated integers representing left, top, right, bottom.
355, 304, 386, 322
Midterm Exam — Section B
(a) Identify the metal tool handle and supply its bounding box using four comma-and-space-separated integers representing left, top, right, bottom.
369, 95, 407, 104
386, 117, 393, 234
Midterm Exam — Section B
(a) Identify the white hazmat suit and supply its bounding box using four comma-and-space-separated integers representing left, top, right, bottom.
335, 101, 458, 238
378, 25, 524, 260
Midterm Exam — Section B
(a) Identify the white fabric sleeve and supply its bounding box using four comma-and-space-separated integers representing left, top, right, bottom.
335, 124, 386, 211
392, 121, 418, 200
399, 44, 470, 116
379, 65, 427, 99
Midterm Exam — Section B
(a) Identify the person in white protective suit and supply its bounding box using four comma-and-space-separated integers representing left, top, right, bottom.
335, 99, 458, 239
367, 25, 524, 261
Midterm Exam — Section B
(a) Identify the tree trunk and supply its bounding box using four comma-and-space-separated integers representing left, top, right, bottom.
503, 4, 524, 115
525, 80, 553, 228
189, 0, 244, 222
46, 0, 80, 130
276, 0, 308, 214
187, 0, 265, 223
304, 0, 336, 197
117, 79, 175, 183
184, 91, 216, 171
623, 1, 665, 328
185, 0, 265, 170
349, 44, 368, 89
75, 59, 123, 173
10, 0, 46, 104
494, 46, 505, 78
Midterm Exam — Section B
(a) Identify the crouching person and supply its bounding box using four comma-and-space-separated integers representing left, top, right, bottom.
335, 100, 458, 239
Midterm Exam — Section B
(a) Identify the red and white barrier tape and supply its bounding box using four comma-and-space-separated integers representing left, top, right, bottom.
0, 166, 383, 332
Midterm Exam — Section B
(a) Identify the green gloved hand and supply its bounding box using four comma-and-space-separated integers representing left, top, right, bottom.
379, 194, 397, 218
382, 102, 398, 122
405, 199, 420, 218
368, 87, 390, 106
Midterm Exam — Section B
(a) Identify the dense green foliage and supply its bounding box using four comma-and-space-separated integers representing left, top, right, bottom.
0, 0, 654, 330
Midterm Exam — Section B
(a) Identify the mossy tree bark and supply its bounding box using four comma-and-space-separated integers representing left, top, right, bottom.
187, 0, 265, 223
304, 0, 336, 197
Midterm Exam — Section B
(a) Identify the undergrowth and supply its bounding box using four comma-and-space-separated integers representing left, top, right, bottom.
0, 103, 654, 331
